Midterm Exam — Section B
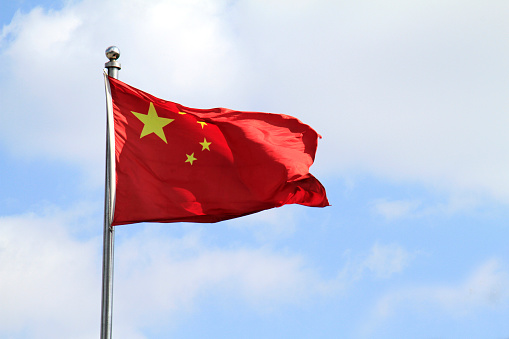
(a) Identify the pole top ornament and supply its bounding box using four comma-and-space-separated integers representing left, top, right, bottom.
105, 46, 120, 61
105, 46, 121, 78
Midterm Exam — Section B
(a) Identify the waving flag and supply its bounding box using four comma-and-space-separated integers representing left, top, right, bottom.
107, 76, 328, 225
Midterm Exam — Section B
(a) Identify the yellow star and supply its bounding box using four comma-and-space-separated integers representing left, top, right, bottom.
178, 111, 186, 115
199, 138, 211, 151
197, 121, 207, 129
185, 153, 197, 165
132, 102, 174, 143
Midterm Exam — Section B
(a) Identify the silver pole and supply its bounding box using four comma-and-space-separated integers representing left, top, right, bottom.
101, 46, 121, 339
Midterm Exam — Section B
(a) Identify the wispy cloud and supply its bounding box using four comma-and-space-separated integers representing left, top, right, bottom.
0, 208, 101, 339
0, 206, 350, 338
225, 205, 301, 242
342, 242, 414, 282
0, 203, 418, 338
361, 242, 413, 279
371, 192, 490, 220
372, 199, 421, 220
360, 258, 509, 336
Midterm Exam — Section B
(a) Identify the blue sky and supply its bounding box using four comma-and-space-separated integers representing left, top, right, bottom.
1, 0, 509, 338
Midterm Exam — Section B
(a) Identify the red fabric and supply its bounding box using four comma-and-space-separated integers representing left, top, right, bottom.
109, 76, 329, 226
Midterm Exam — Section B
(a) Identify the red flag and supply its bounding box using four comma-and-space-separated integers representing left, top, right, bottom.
108, 77, 328, 226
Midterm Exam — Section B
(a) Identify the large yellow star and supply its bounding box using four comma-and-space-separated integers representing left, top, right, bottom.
185, 153, 197, 165
199, 138, 211, 151
132, 102, 174, 143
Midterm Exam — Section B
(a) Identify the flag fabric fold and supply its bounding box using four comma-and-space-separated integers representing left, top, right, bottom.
108, 76, 328, 226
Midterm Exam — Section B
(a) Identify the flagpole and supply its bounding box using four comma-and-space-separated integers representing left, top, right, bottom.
101, 46, 121, 339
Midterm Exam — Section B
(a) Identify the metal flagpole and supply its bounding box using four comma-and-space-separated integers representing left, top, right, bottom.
101, 46, 121, 339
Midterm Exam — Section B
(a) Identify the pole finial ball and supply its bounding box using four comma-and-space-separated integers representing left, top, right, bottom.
105, 46, 120, 61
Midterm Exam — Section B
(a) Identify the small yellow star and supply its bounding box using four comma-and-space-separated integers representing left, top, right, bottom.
199, 138, 211, 151
185, 153, 197, 165
197, 121, 207, 129
132, 102, 174, 143
178, 111, 186, 115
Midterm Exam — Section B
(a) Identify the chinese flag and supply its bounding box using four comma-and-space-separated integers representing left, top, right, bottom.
108, 76, 328, 226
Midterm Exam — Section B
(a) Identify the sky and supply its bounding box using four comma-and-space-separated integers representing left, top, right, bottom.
1, 0, 509, 338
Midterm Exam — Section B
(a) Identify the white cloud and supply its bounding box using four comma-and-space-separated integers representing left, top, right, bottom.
361, 258, 509, 336
1, 0, 509, 202
361, 243, 412, 279
0, 201, 417, 339
0, 207, 349, 339
339, 242, 414, 285
357, 259, 509, 338
0, 0, 244, 187
225, 205, 301, 242
231, 0, 509, 200
372, 199, 421, 220
112, 225, 341, 325
0, 208, 101, 339
371, 192, 494, 220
